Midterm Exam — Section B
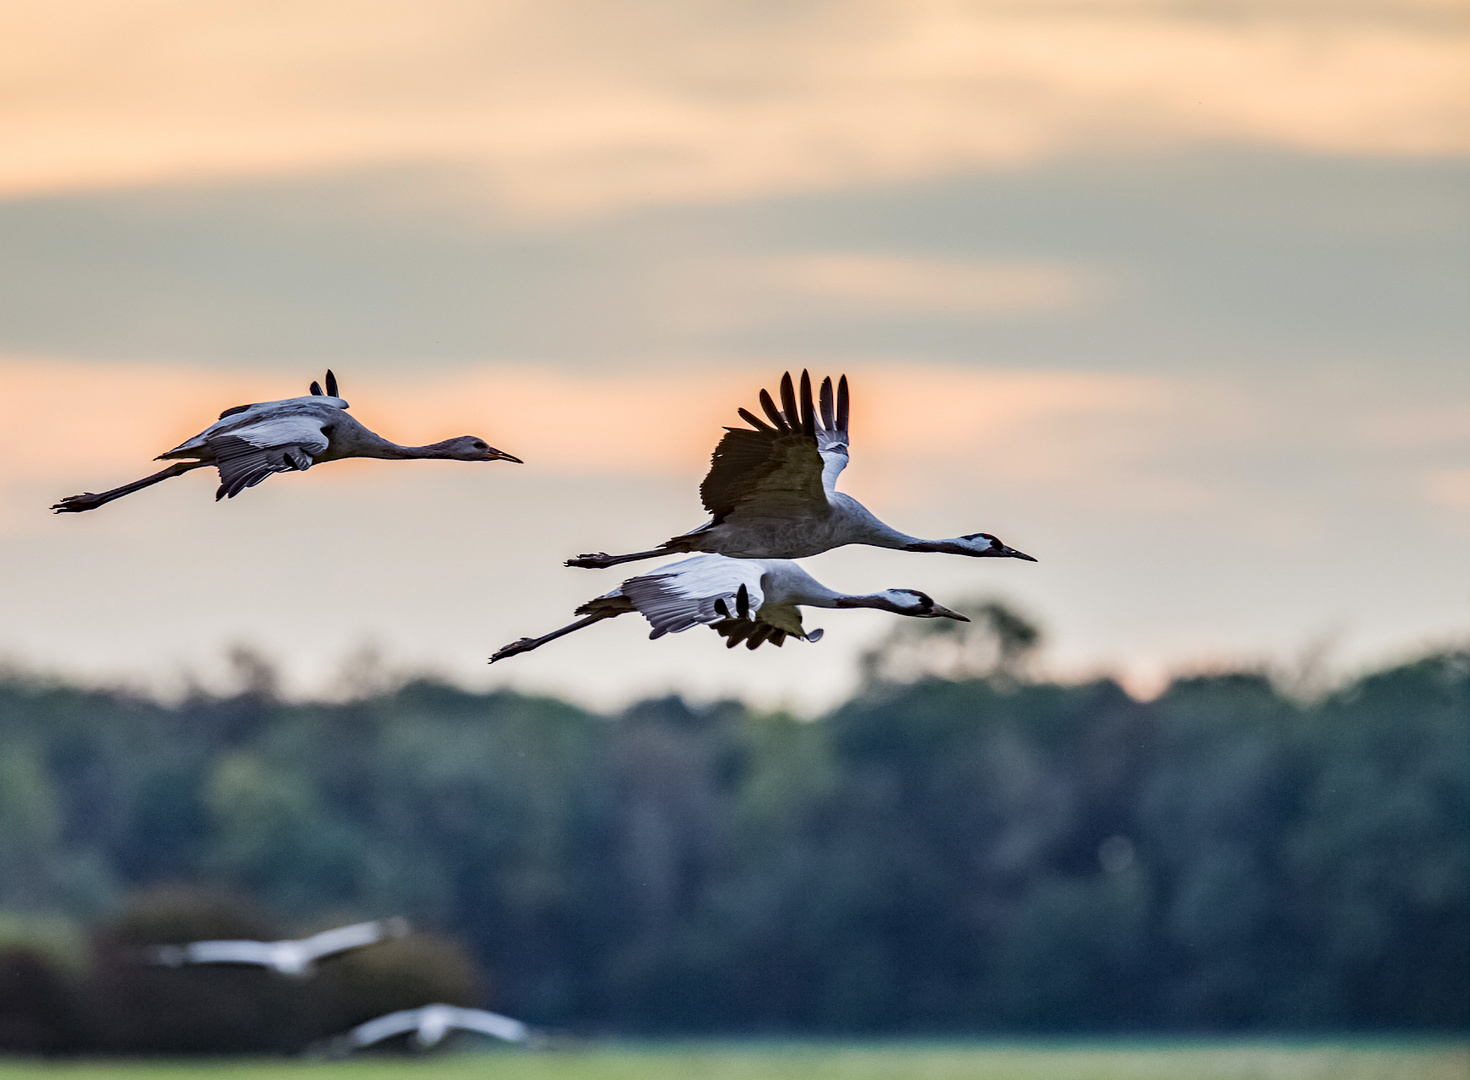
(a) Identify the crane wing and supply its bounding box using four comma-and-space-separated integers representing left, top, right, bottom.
444, 1007, 529, 1043
701, 371, 850, 523
346, 1008, 426, 1047
298, 919, 392, 961
206, 412, 332, 500
180, 940, 277, 966
619, 555, 766, 639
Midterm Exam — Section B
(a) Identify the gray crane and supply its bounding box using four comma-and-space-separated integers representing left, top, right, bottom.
568, 370, 1033, 568
53, 370, 520, 512
492, 552, 967, 661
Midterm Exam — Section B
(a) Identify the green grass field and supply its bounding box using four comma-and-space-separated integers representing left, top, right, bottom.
0, 1041, 1465, 1080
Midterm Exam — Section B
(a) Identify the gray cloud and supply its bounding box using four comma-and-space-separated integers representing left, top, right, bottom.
0, 152, 1463, 374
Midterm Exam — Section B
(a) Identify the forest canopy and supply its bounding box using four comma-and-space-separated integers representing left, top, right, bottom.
0, 618, 1464, 1036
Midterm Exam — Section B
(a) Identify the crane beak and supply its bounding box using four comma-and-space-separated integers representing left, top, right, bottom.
930, 603, 969, 621
998, 545, 1036, 562
488, 448, 523, 463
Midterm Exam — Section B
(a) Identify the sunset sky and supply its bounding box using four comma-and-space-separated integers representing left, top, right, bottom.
2, 0, 1467, 710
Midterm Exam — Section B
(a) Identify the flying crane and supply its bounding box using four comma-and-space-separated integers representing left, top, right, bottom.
332, 1004, 530, 1052
568, 370, 1034, 568
52, 370, 520, 513
149, 917, 410, 978
491, 553, 968, 661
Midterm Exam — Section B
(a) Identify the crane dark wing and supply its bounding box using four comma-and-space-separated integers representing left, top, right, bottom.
205, 413, 331, 500
700, 371, 849, 523
711, 618, 791, 650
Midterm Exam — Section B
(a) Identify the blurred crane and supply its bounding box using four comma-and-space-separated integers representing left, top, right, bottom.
52, 370, 521, 512
492, 552, 968, 660
568, 370, 1034, 567
334, 1004, 530, 1052
150, 917, 410, 978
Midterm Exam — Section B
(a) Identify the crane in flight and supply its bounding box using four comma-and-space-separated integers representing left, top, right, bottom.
149, 917, 410, 978
52, 370, 521, 513
568, 370, 1034, 568
331, 1003, 530, 1052
491, 553, 967, 661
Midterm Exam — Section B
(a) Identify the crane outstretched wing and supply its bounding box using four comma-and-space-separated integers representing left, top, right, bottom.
700, 371, 850, 524
299, 918, 405, 962
158, 939, 276, 967
618, 555, 766, 639
445, 1007, 529, 1043
346, 1008, 427, 1048
206, 413, 332, 499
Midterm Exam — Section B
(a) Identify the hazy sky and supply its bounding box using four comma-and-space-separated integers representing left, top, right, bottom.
2, 1, 1466, 710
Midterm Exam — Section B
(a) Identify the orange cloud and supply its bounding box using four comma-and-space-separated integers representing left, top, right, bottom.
1, 1, 1465, 216
0, 355, 1170, 527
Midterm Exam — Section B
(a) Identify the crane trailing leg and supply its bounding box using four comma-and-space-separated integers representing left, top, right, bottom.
490, 612, 619, 662
565, 547, 676, 569
51, 461, 209, 513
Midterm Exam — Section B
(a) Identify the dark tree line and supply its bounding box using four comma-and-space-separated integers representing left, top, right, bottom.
0, 621, 1464, 1038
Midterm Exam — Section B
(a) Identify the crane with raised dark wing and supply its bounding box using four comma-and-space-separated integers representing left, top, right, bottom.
567, 370, 1033, 568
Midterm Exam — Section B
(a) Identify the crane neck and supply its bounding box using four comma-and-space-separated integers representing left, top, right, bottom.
860, 523, 978, 555
351, 429, 458, 460
829, 592, 907, 614
898, 537, 980, 555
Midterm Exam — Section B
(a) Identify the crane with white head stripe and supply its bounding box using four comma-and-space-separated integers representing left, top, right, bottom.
491, 553, 968, 661
567, 370, 1034, 568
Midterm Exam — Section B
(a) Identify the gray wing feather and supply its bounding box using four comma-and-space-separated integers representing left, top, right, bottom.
619, 556, 765, 639
208, 413, 330, 500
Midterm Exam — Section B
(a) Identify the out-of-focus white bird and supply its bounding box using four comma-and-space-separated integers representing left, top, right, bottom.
150, 917, 410, 978
491, 552, 967, 661
52, 370, 520, 512
567, 370, 1034, 568
338, 1004, 530, 1051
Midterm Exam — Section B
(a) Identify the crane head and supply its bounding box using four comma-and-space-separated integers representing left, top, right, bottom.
879, 589, 969, 621
439, 436, 523, 463
954, 533, 1036, 561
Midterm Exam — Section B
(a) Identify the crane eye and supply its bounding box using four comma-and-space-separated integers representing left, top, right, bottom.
473, 441, 487, 450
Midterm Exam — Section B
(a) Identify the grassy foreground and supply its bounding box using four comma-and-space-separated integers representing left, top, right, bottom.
0, 1041, 1466, 1080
